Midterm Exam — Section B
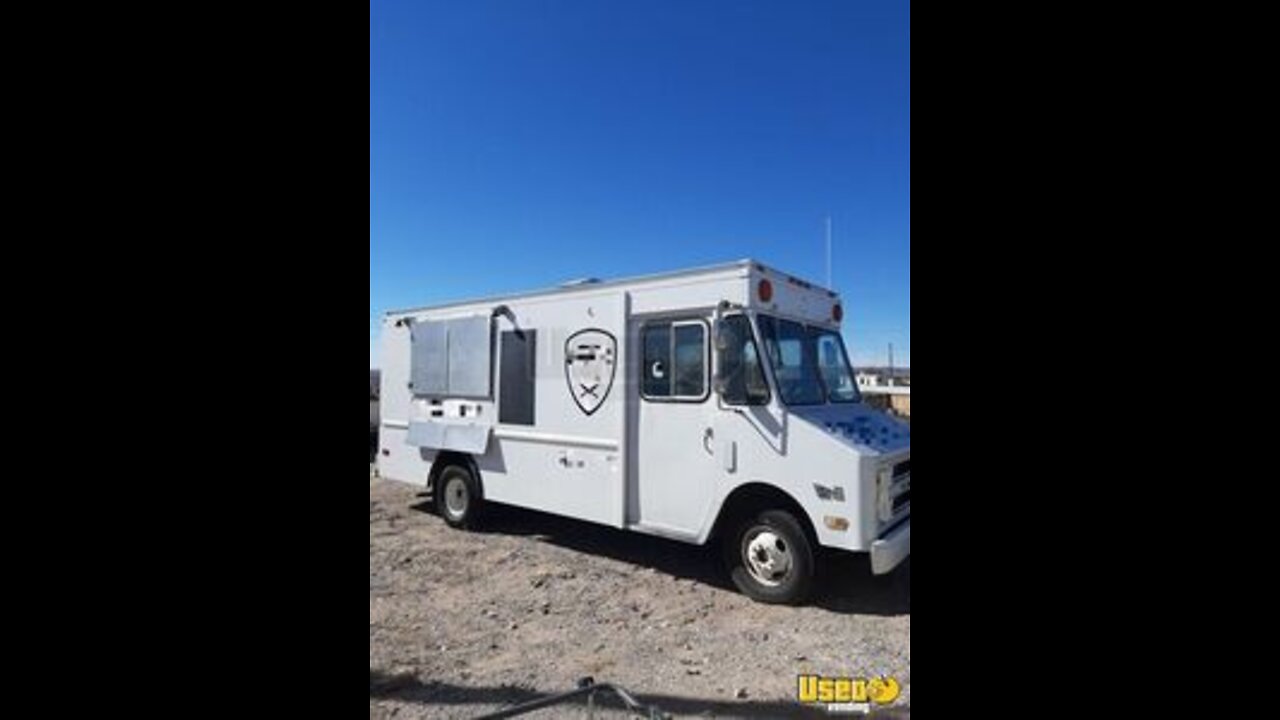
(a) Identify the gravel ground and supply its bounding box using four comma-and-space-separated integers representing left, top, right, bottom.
370, 466, 910, 719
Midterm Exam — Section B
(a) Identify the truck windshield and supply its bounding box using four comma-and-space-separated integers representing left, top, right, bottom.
812, 327, 859, 403
756, 315, 860, 405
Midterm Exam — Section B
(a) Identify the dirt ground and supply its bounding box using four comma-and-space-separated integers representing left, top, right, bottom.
370, 466, 910, 719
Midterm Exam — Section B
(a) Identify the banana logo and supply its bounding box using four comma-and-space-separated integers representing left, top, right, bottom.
866, 676, 901, 704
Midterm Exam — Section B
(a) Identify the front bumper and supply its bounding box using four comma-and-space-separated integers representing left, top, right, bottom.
869, 518, 910, 575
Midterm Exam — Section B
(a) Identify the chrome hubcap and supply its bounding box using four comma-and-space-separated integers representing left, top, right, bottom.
444, 476, 468, 518
743, 528, 792, 587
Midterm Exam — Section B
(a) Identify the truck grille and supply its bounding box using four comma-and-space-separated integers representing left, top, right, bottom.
892, 490, 911, 513
890, 456, 910, 516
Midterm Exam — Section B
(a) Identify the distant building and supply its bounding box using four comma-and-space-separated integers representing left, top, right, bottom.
855, 367, 910, 389
856, 371, 884, 388
855, 367, 910, 418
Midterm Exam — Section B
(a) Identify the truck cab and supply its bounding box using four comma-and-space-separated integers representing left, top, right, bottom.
666, 265, 910, 602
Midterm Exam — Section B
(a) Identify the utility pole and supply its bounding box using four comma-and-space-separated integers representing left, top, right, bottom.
888, 342, 894, 385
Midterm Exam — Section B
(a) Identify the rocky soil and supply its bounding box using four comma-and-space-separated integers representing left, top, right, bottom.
370, 468, 909, 718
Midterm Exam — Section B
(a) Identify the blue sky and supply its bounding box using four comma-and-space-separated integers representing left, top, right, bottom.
371, 0, 909, 369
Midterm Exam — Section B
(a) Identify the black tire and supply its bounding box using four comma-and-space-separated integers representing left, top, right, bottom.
435, 463, 483, 529
723, 509, 815, 605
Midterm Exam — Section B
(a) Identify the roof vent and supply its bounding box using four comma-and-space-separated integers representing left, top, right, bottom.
560, 277, 602, 288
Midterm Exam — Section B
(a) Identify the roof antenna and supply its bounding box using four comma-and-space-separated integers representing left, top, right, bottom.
825, 215, 832, 289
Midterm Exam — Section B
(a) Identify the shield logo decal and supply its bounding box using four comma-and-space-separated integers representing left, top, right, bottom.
564, 328, 617, 416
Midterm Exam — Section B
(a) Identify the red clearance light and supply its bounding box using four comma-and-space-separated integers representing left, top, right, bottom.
758, 278, 773, 303
832, 303, 843, 322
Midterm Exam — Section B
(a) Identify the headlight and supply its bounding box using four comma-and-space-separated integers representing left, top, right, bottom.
877, 466, 894, 522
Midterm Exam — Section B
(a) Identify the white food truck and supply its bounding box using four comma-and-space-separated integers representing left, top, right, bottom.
376, 259, 910, 604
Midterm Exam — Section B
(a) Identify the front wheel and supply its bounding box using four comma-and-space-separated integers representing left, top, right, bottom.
723, 509, 815, 605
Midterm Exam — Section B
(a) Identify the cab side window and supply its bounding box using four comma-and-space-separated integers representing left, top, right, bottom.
642, 324, 670, 397
641, 320, 707, 401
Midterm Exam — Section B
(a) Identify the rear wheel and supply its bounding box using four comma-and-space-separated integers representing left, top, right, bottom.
435, 463, 482, 529
724, 509, 815, 604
